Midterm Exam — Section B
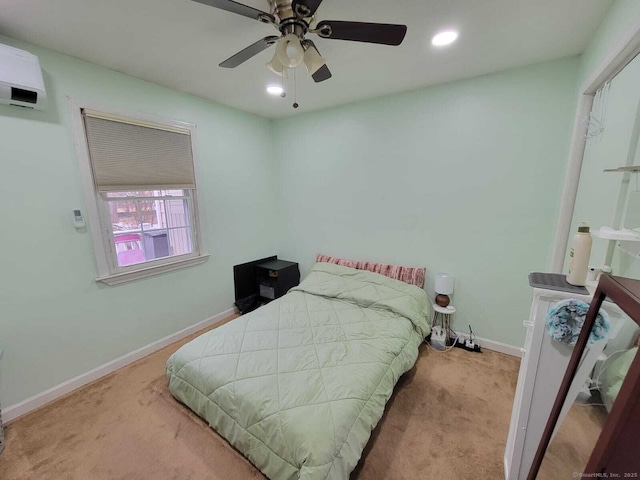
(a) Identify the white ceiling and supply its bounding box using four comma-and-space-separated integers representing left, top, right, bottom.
0, 0, 613, 118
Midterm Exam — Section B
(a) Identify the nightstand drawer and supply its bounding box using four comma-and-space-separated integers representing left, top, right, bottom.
255, 259, 300, 302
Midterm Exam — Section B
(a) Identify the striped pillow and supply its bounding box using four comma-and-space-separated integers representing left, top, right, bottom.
316, 254, 426, 288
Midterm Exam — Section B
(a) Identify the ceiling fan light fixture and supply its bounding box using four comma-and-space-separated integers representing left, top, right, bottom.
266, 51, 288, 78
303, 45, 326, 76
276, 34, 305, 69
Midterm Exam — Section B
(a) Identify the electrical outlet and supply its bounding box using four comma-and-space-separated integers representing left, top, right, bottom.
453, 337, 483, 353
432, 326, 447, 343
429, 326, 447, 350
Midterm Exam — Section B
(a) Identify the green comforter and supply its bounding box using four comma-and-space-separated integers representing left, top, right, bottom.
166, 262, 431, 479
600, 347, 638, 412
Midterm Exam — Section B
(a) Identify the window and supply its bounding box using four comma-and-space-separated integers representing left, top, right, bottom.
71, 102, 208, 285
106, 190, 194, 267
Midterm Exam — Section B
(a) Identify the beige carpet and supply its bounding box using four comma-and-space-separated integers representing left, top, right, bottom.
0, 315, 522, 480
538, 401, 607, 479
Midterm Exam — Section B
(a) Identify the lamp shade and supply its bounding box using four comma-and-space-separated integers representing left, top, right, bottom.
303, 45, 326, 76
276, 34, 305, 69
435, 272, 454, 295
266, 51, 288, 78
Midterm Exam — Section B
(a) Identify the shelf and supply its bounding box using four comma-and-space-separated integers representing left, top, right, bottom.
603, 166, 640, 173
592, 227, 640, 241
592, 227, 640, 257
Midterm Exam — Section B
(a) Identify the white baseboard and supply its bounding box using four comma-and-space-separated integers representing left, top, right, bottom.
3, 307, 236, 424
455, 331, 522, 358
4, 309, 518, 424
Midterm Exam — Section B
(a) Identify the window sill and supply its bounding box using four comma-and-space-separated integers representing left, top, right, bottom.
96, 254, 209, 286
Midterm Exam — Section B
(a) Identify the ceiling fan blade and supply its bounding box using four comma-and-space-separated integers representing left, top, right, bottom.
219, 36, 279, 68
315, 20, 407, 46
192, 0, 271, 22
312, 64, 332, 83
305, 40, 332, 82
292, 0, 324, 17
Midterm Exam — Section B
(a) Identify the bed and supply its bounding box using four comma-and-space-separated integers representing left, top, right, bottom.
166, 261, 430, 480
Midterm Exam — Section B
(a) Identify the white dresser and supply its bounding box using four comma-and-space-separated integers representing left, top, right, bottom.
504, 286, 624, 480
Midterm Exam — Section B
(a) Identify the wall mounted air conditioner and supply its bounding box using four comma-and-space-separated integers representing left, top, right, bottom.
0, 43, 47, 110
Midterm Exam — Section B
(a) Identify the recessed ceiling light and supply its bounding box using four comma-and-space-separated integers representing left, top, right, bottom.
431, 30, 459, 47
266, 85, 284, 96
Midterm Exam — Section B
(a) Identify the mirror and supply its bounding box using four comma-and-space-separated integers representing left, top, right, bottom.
541, 48, 640, 473
537, 318, 639, 478
571, 52, 640, 280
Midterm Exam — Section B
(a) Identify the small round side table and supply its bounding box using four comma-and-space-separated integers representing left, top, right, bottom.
432, 304, 456, 340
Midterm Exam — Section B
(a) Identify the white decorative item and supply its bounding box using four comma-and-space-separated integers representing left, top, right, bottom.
585, 81, 610, 142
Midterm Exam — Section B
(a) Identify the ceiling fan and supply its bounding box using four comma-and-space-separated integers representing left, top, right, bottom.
192, 0, 408, 83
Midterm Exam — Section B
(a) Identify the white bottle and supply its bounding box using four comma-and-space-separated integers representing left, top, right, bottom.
566, 222, 593, 286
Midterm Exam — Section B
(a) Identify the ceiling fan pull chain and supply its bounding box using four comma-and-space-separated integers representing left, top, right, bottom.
293, 67, 299, 109
281, 69, 286, 97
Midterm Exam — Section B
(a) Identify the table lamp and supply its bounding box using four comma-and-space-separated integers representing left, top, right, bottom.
435, 272, 454, 308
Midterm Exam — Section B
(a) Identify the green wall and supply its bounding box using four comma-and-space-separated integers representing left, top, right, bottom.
578, 0, 640, 90
0, 36, 279, 408
273, 57, 580, 347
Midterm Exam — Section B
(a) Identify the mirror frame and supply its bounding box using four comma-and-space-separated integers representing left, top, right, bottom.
527, 275, 640, 478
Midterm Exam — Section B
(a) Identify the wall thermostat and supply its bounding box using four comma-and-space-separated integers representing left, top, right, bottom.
73, 209, 86, 228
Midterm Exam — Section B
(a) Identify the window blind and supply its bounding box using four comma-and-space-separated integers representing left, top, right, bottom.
82, 109, 196, 192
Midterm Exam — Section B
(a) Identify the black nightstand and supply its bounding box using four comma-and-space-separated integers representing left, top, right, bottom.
255, 259, 300, 302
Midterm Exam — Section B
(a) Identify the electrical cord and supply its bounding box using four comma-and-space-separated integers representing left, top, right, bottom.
576, 402, 607, 408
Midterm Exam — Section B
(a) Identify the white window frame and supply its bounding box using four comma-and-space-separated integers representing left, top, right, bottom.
68, 97, 209, 286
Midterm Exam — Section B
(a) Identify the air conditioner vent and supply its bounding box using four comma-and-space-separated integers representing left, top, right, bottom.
11, 87, 37, 104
